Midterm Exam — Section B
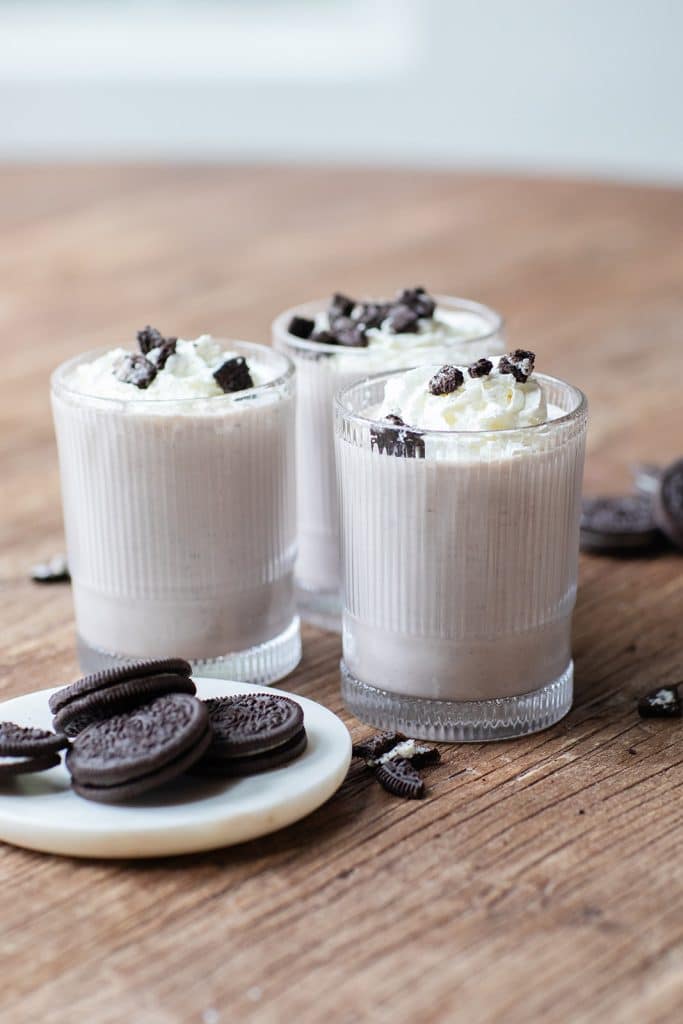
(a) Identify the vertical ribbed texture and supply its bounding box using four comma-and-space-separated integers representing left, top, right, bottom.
273, 311, 507, 601
52, 379, 297, 662
336, 375, 588, 703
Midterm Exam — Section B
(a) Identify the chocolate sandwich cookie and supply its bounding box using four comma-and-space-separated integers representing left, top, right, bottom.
50, 658, 194, 737
196, 694, 307, 776
352, 731, 440, 799
66, 693, 211, 803
0, 721, 67, 778
580, 495, 660, 553
654, 458, 683, 549
0, 721, 68, 757
375, 758, 425, 799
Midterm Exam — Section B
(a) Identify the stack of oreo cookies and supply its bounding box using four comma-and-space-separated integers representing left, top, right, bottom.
0, 659, 310, 804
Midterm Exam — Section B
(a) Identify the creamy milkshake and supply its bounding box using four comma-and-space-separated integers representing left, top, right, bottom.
273, 288, 505, 629
52, 330, 300, 682
335, 352, 587, 741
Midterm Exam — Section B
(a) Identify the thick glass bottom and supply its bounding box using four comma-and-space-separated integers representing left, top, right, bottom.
340, 659, 573, 741
77, 616, 302, 685
295, 583, 341, 633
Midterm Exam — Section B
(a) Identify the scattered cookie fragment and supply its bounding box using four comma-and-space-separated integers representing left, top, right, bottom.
638, 685, 681, 719
353, 731, 440, 799
213, 356, 254, 394
31, 554, 70, 584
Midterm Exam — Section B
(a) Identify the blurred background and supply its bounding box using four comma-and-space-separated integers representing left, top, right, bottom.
1, 0, 682, 182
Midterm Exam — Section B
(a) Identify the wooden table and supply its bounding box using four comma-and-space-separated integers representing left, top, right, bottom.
1, 166, 682, 1024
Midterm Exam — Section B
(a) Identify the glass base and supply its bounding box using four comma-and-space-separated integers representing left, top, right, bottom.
77, 617, 302, 685
295, 583, 341, 633
340, 660, 573, 742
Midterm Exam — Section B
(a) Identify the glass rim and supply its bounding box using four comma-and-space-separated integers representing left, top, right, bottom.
51, 339, 295, 406
335, 368, 588, 439
272, 293, 505, 354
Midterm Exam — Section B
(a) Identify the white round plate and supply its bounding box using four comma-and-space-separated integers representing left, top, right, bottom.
0, 678, 351, 859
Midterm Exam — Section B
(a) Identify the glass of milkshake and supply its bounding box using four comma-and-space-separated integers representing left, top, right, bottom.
273, 288, 505, 630
51, 328, 300, 682
335, 351, 587, 741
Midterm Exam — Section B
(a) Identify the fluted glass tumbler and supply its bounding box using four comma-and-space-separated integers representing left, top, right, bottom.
51, 342, 300, 682
335, 373, 588, 741
273, 295, 505, 631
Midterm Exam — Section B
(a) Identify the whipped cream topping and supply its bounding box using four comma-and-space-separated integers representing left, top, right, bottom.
376, 356, 549, 431
68, 335, 270, 401
315, 306, 496, 370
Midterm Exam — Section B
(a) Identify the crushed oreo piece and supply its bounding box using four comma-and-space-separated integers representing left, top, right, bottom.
385, 304, 420, 334
288, 315, 315, 340
355, 302, 391, 330
370, 414, 425, 459
375, 758, 425, 799
580, 495, 660, 554
329, 316, 367, 348
115, 353, 157, 390
136, 326, 166, 355
150, 338, 177, 370
499, 349, 536, 383
396, 287, 436, 319
429, 365, 464, 396
31, 554, 70, 584
468, 357, 494, 379
654, 457, 683, 549
213, 356, 254, 394
328, 293, 355, 321
352, 731, 407, 762
638, 685, 681, 719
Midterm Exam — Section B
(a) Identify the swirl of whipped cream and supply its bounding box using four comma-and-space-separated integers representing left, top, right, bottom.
69, 335, 270, 401
376, 356, 548, 431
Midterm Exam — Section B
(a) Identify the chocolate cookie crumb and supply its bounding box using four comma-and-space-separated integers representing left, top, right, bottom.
115, 353, 157, 389
429, 365, 464, 396
370, 415, 425, 459
638, 685, 681, 718
329, 316, 367, 347
288, 316, 315, 340
396, 287, 436, 319
151, 338, 177, 370
352, 731, 407, 761
468, 357, 493, 379
499, 349, 536, 383
136, 326, 166, 355
31, 554, 70, 584
329, 293, 355, 321
386, 304, 420, 334
213, 356, 254, 394
355, 302, 391, 330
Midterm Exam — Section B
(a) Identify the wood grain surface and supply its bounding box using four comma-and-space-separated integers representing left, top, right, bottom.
0, 166, 682, 1024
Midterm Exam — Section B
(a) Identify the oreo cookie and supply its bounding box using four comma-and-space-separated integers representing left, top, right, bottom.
352, 731, 407, 761
213, 356, 254, 394
0, 752, 62, 779
370, 414, 425, 459
654, 458, 683, 549
66, 693, 211, 803
375, 758, 424, 799
196, 694, 307, 776
0, 722, 68, 757
638, 685, 681, 719
115, 352, 157, 390
31, 554, 70, 584
580, 495, 660, 553
499, 349, 535, 384
287, 315, 315, 340
50, 658, 194, 736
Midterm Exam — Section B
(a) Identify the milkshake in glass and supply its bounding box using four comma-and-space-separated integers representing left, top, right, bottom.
335, 351, 587, 741
52, 328, 300, 682
273, 288, 505, 630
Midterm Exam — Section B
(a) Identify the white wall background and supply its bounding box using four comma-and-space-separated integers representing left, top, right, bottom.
1, 0, 681, 182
